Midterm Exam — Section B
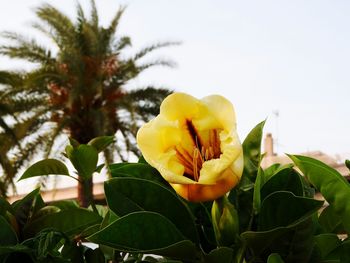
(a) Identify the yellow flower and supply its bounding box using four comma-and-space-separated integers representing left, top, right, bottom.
136, 92, 243, 202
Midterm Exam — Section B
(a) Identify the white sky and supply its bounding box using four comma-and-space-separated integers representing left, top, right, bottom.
0, 0, 349, 160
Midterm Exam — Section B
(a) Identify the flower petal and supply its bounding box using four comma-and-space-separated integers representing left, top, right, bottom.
171, 166, 240, 202
201, 95, 237, 132
137, 115, 195, 184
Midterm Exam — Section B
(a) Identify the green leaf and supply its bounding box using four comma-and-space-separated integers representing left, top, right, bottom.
260, 168, 303, 202
0, 244, 31, 256
88, 136, 114, 153
33, 229, 67, 260
49, 200, 79, 210
241, 216, 315, 261
341, 239, 350, 263
314, 234, 342, 260
253, 166, 264, 214
186, 201, 216, 253
289, 154, 350, 233
88, 211, 197, 260
203, 247, 234, 263
69, 137, 80, 148
110, 163, 170, 187
12, 188, 40, 230
242, 120, 265, 181
66, 144, 98, 179
104, 177, 198, 243
319, 205, 343, 233
138, 155, 147, 164
267, 253, 285, 263
242, 192, 323, 259
0, 215, 18, 246
23, 208, 102, 238
259, 191, 323, 231
263, 163, 294, 180
0, 197, 13, 216
18, 159, 70, 181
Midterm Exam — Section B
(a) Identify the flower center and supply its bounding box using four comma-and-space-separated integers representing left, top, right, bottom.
175, 120, 221, 182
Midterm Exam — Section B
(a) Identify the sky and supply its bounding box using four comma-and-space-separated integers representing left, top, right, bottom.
0, 0, 349, 161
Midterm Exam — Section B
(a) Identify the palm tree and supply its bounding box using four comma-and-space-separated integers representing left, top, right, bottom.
0, 1, 176, 206
0, 71, 47, 197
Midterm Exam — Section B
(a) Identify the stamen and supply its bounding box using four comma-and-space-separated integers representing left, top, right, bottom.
193, 148, 199, 181
205, 148, 209, 161
209, 147, 214, 160
177, 123, 222, 182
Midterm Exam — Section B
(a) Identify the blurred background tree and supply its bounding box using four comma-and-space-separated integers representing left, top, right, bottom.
0, 0, 176, 206
0, 71, 46, 197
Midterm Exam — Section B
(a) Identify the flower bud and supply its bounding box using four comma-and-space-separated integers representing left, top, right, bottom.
211, 196, 239, 246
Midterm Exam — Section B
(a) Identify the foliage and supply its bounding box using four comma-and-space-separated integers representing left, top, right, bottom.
2, 122, 350, 262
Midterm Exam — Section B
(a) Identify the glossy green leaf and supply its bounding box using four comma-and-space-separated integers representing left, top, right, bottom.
263, 163, 282, 181
104, 177, 198, 243
241, 216, 315, 261
0, 215, 17, 246
228, 121, 265, 233
32, 194, 45, 215
203, 247, 234, 263
12, 188, 40, 230
341, 239, 350, 263
267, 253, 284, 263
253, 166, 264, 214
242, 191, 323, 258
319, 205, 343, 233
88, 136, 114, 153
241, 120, 265, 181
259, 191, 323, 231
314, 234, 341, 260
110, 162, 170, 187
12, 188, 40, 212
289, 154, 350, 233
33, 229, 66, 260
18, 159, 70, 181
260, 168, 303, 202
66, 144, 98, 179
0, 197, 13, 216
88, 211, 197, 259
23, 208, 102, 238
0, 244, 31, 256
30, 206, 61, 222
186, 201, 216, 253
50, 200, 79, 210
138, 155, 147, 164
68, 137, 80, 148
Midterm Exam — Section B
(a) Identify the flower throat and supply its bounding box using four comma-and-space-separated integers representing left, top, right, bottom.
175, 119, 221, 182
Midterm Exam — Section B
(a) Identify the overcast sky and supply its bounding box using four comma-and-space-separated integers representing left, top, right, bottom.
0, 0, 349, 159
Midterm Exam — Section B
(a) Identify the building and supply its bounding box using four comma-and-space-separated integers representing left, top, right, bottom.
262, 133, 349, 179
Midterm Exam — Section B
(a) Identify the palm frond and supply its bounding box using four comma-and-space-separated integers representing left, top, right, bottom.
133, 41, 180, 60
90, 0, 99, 29
137, 59, 177, 71
114, 36, 131, 51
35, 4, 76, 50
103, 6, 126, 45
0, 32, 53, 64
